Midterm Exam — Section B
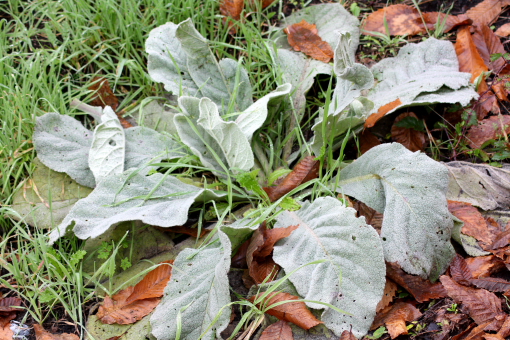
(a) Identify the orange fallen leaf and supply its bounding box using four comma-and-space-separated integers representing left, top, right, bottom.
465, 115, 510, 149
362, 4, 470, 36
472, 24, 507, 72
465, 255, 505, 278
365, 99, 402, 128
284, 20, 334, 63
247, 223, 298, 283
0, 323, 13, 340
362, 4, 423, 36
466, 0, 510, 26
260, 320, 294, 340
386, 262, 447, 303
448, 201, 492, 245
376, 279, 398, 313
89, 77, 119, 112
455, 26, 489, 83
97, 261, 173, 324
488, 229, 510, 250
492, 78, 510, 101
497, 315, 510, 337
440, 275, 506, 331
220, 0, 244, 34
371, 302, 422, 339
495, 23, 510, 37
33, 324, 79, 340
391, 112, 427, 152
263, 156, 319, 202
249, 292, 322, 330
248, 0, 277, 9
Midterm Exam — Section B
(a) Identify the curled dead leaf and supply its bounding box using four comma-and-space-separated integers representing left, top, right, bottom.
386, 262, 447, 303
365, 99, 402, 128
376, 279, 398, 313
284, 20, 334, 63
249, 292, 323, 330
263, 156, 319, 202
371, 302, 422, 339
448, 201, 492, 245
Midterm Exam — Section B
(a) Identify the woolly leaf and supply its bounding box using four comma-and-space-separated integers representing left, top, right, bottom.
273, 197, 386, 337
146, 19, 252, 113
88, 106, 125, 183
367, 38, 477, 120
150, 231, 231, 340
338, 143, 455, 280
49, 170, 222, 243
33, 112, 95, 188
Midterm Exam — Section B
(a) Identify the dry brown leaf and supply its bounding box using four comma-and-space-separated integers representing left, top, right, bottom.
419, 13, 472, 33
488, 229, 510, 250
260, 320, 294, 340
448, 201, 492, 244
220, 0, 244, 34
470, 277, 510, 292
440, 275, 506, 331
386, 262, 447, 303
455, 26, 489, 83
249, 292, 322, 330
484, 333, 506, 340
472, 24, 507, 72
33, 324, 79, 340
466, 115, 510, 149
284, 20, 334, 63
352, 201, 383, 233
359, 129, 381, 154
232, 238, 250, 269
125, 261, 173, 304
474, 88, 499, 119
376, 279, 398, 313
466, 0, 510, 26
263, 156, 319, 202
390, 112, 427, 152
372, 302, 422, 339
497, 314, 510, 337
362, 4, 424, 36
365, 99, 402, 128
247, 223, 298, 283
495, 23, 510, 36
449, 254, 473, 285
89, 77, 119, 112
340, 330, 358, 340
248, 0, 277, 9
492, 79, 509, 101
0, 323, 13, 340
97, 261, 172, 324
465, 255, 505, 278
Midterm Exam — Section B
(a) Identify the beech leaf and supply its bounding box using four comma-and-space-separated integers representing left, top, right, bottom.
249, 292, 322, 330
88, 77, 119, 112
466, 0, 508, 26
339, 143, 455, 280
449, 254, 473, 285
284, 20, 334, 63
390, 112, 426, 152
448, 201, 492, 245
97, 286, 160, 325
440, 275, 505, 331
466, 115, 510, 149
371, 302, 422, 339
386, 262, 447, 303
263, 156, 319, 202
455, 26, 489, 83
125, 261, 173, 305
273, 196, 385, 337
260, 320, 293, 340
33, 324, 79, 340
